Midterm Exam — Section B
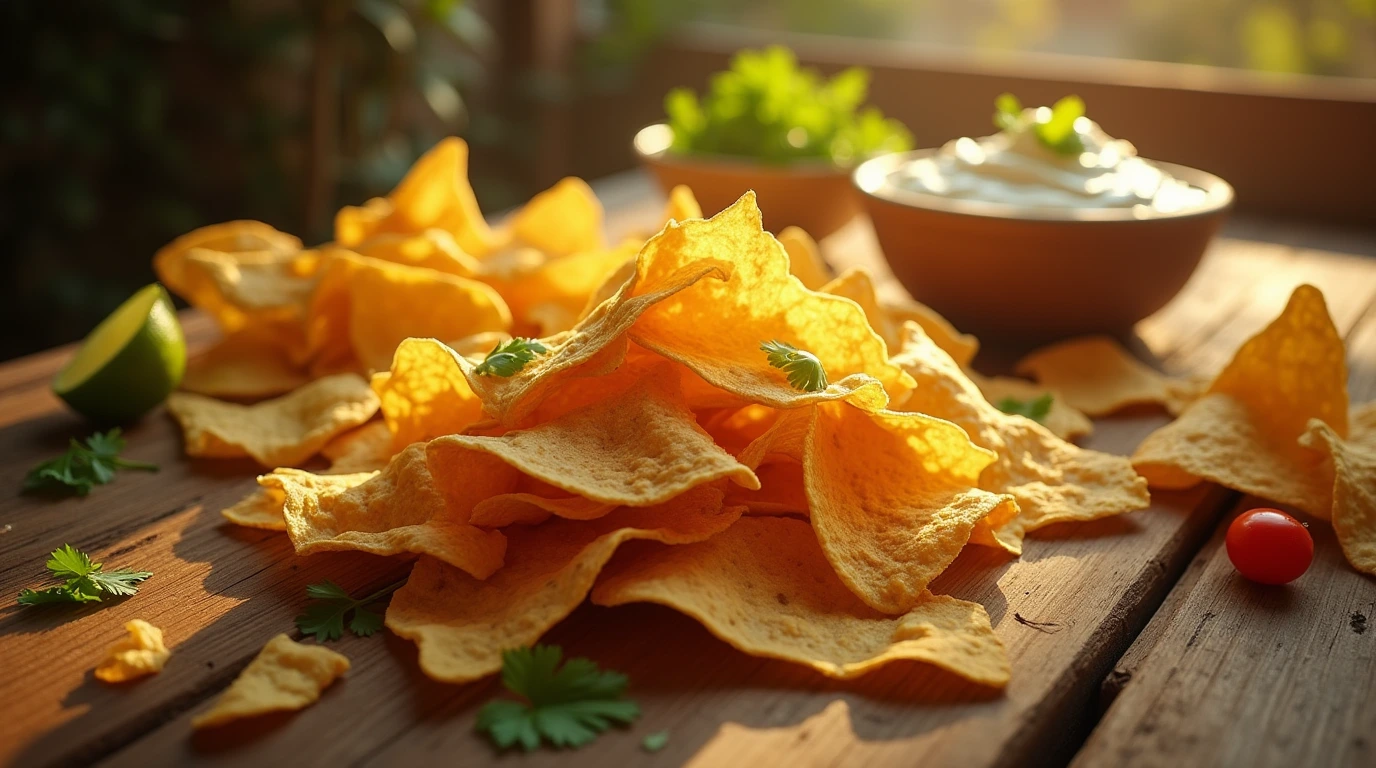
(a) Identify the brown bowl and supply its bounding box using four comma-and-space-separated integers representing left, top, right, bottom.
853, 149, 1233, 341
634, 123, 860, 239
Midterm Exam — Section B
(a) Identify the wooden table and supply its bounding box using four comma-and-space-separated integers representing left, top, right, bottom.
3, 173, 1374, 768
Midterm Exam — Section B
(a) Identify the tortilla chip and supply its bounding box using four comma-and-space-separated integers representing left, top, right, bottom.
95, 620, 171, 683
893, 324, 1149, 555
1133, 285, 1347, 516
191, 634, 349, 730
470, 491, 614, 527
154, 221, 303, 319
320, 421, 396, 473
489, 241, 639, 336
167, 374, 380, 467
371, 338, 486, 448
310, 252, 512, 373
724, 461, 810, 516
1017, 335, 1203, 416
181, 328, 310, 399
592, 517, 1010, 685
385, 487, 742, 682
428, 374, 758, 507
461, 260, 728, 425
663, 185, 702, 223
777, 226, 832, 290
820, 269, 978, 368
968, 372, 1094, 441
334, 137, 501, 257
1300, 418, 1376, 575
507, 177, 605, 258
221, 487, 288, 530
345, 229, 484, 278
267, 445, 509, 578
805, 401, 1018, 613
627, 195, 912, 408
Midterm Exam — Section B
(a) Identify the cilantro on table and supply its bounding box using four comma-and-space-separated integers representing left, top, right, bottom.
17, 544, 152, 605
477, 645, 641, 751
23, 429, 158, 497
295, 579, 404, 641
665, 45, 912, 165
996, 393, 1055, 424
993, 93, 1086, 156
474, 338, 548, 377
641, 729, 670, 753
762, 340, 828, 393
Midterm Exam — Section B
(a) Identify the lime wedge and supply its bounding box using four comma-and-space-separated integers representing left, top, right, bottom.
53, 284, 187, 424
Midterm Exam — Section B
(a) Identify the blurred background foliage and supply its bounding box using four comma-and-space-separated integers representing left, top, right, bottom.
2, 0, 1372, 360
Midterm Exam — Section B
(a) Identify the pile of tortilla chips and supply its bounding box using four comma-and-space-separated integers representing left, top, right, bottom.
157, 138, 1171, 691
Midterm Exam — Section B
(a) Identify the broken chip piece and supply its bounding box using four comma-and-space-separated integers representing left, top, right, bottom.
94, 619, 171, 683
191, 634, 350, 729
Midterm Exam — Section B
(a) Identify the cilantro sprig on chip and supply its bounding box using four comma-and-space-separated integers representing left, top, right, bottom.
762, 340, 828, 393
475, 338, 548, 377
24, 429, 158, 496
993, 93, 1086, 156
477, 645, 640, 751
18, 544, 152, 605
996, 393, 1054, 424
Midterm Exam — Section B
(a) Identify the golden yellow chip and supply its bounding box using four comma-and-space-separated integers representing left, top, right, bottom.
470, 492, 614, 527
167, 374, 380, 467
95, 620, 170, 683
1133, 285, 1347, 516
507, 177, 605, 258
428, 374, 758, 507
487, 241, 639, 336
319, 421, 396, 473
371, 338, 486, 449
385, 487, 741, 683
1300, 418, 1375, 575
724, 461, 809, 517
461, 260, 727, 425
592, 517, 1009, 685
344, 230, 483, 278
626, 194, 913, 407
805, 401, 1018, 613
662, 184, 702, 223
266, 445, 509, 578
309, 252, 512, 373
154, 221, 303, 320
191, 634, 349, 730
221, 487, 287, 530
967, 372, 1094, 442
181, 328, 310, 399
777, 226, 832, 290
1017, 335, 1206, 417
334, 137, 501, 257
819, 269, 979, 368
893, 324, 1149, 554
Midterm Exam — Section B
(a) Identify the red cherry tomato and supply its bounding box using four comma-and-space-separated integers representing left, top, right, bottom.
1225, 508, 1313, 585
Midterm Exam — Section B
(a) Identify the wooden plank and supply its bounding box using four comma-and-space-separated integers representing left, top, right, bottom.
1074, 303, 1376, 768
87, 224, 1375, 765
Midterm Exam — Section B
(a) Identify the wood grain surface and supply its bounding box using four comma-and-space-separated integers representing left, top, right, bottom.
0, 173, 1373, 768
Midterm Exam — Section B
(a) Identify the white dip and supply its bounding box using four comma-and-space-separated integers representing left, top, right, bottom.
894, 108, 1207, 213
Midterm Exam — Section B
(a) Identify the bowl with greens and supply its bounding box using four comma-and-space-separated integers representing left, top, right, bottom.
634, 46, 912, 238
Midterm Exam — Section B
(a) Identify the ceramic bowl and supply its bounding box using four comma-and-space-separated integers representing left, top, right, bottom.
852, 149, 1233, 340
634, 123, 860, 239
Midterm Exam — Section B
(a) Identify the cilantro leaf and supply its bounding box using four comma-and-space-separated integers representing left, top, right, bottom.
992, 93, 1087, 156
642, 730, 670, 752
295, 579, 402, 641
474, 338, 548, 377
477, 645, 641, 752
993, 92, 1022, 132
996, 393, 1055, 424
87, 568, 154, 597
761, 340, 828, 393
16, 544, 151, 606
23, 429, 158, 497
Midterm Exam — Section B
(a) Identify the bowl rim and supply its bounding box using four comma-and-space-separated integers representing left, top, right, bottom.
632, 122, 856, 176
852, 148, 1234, 223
